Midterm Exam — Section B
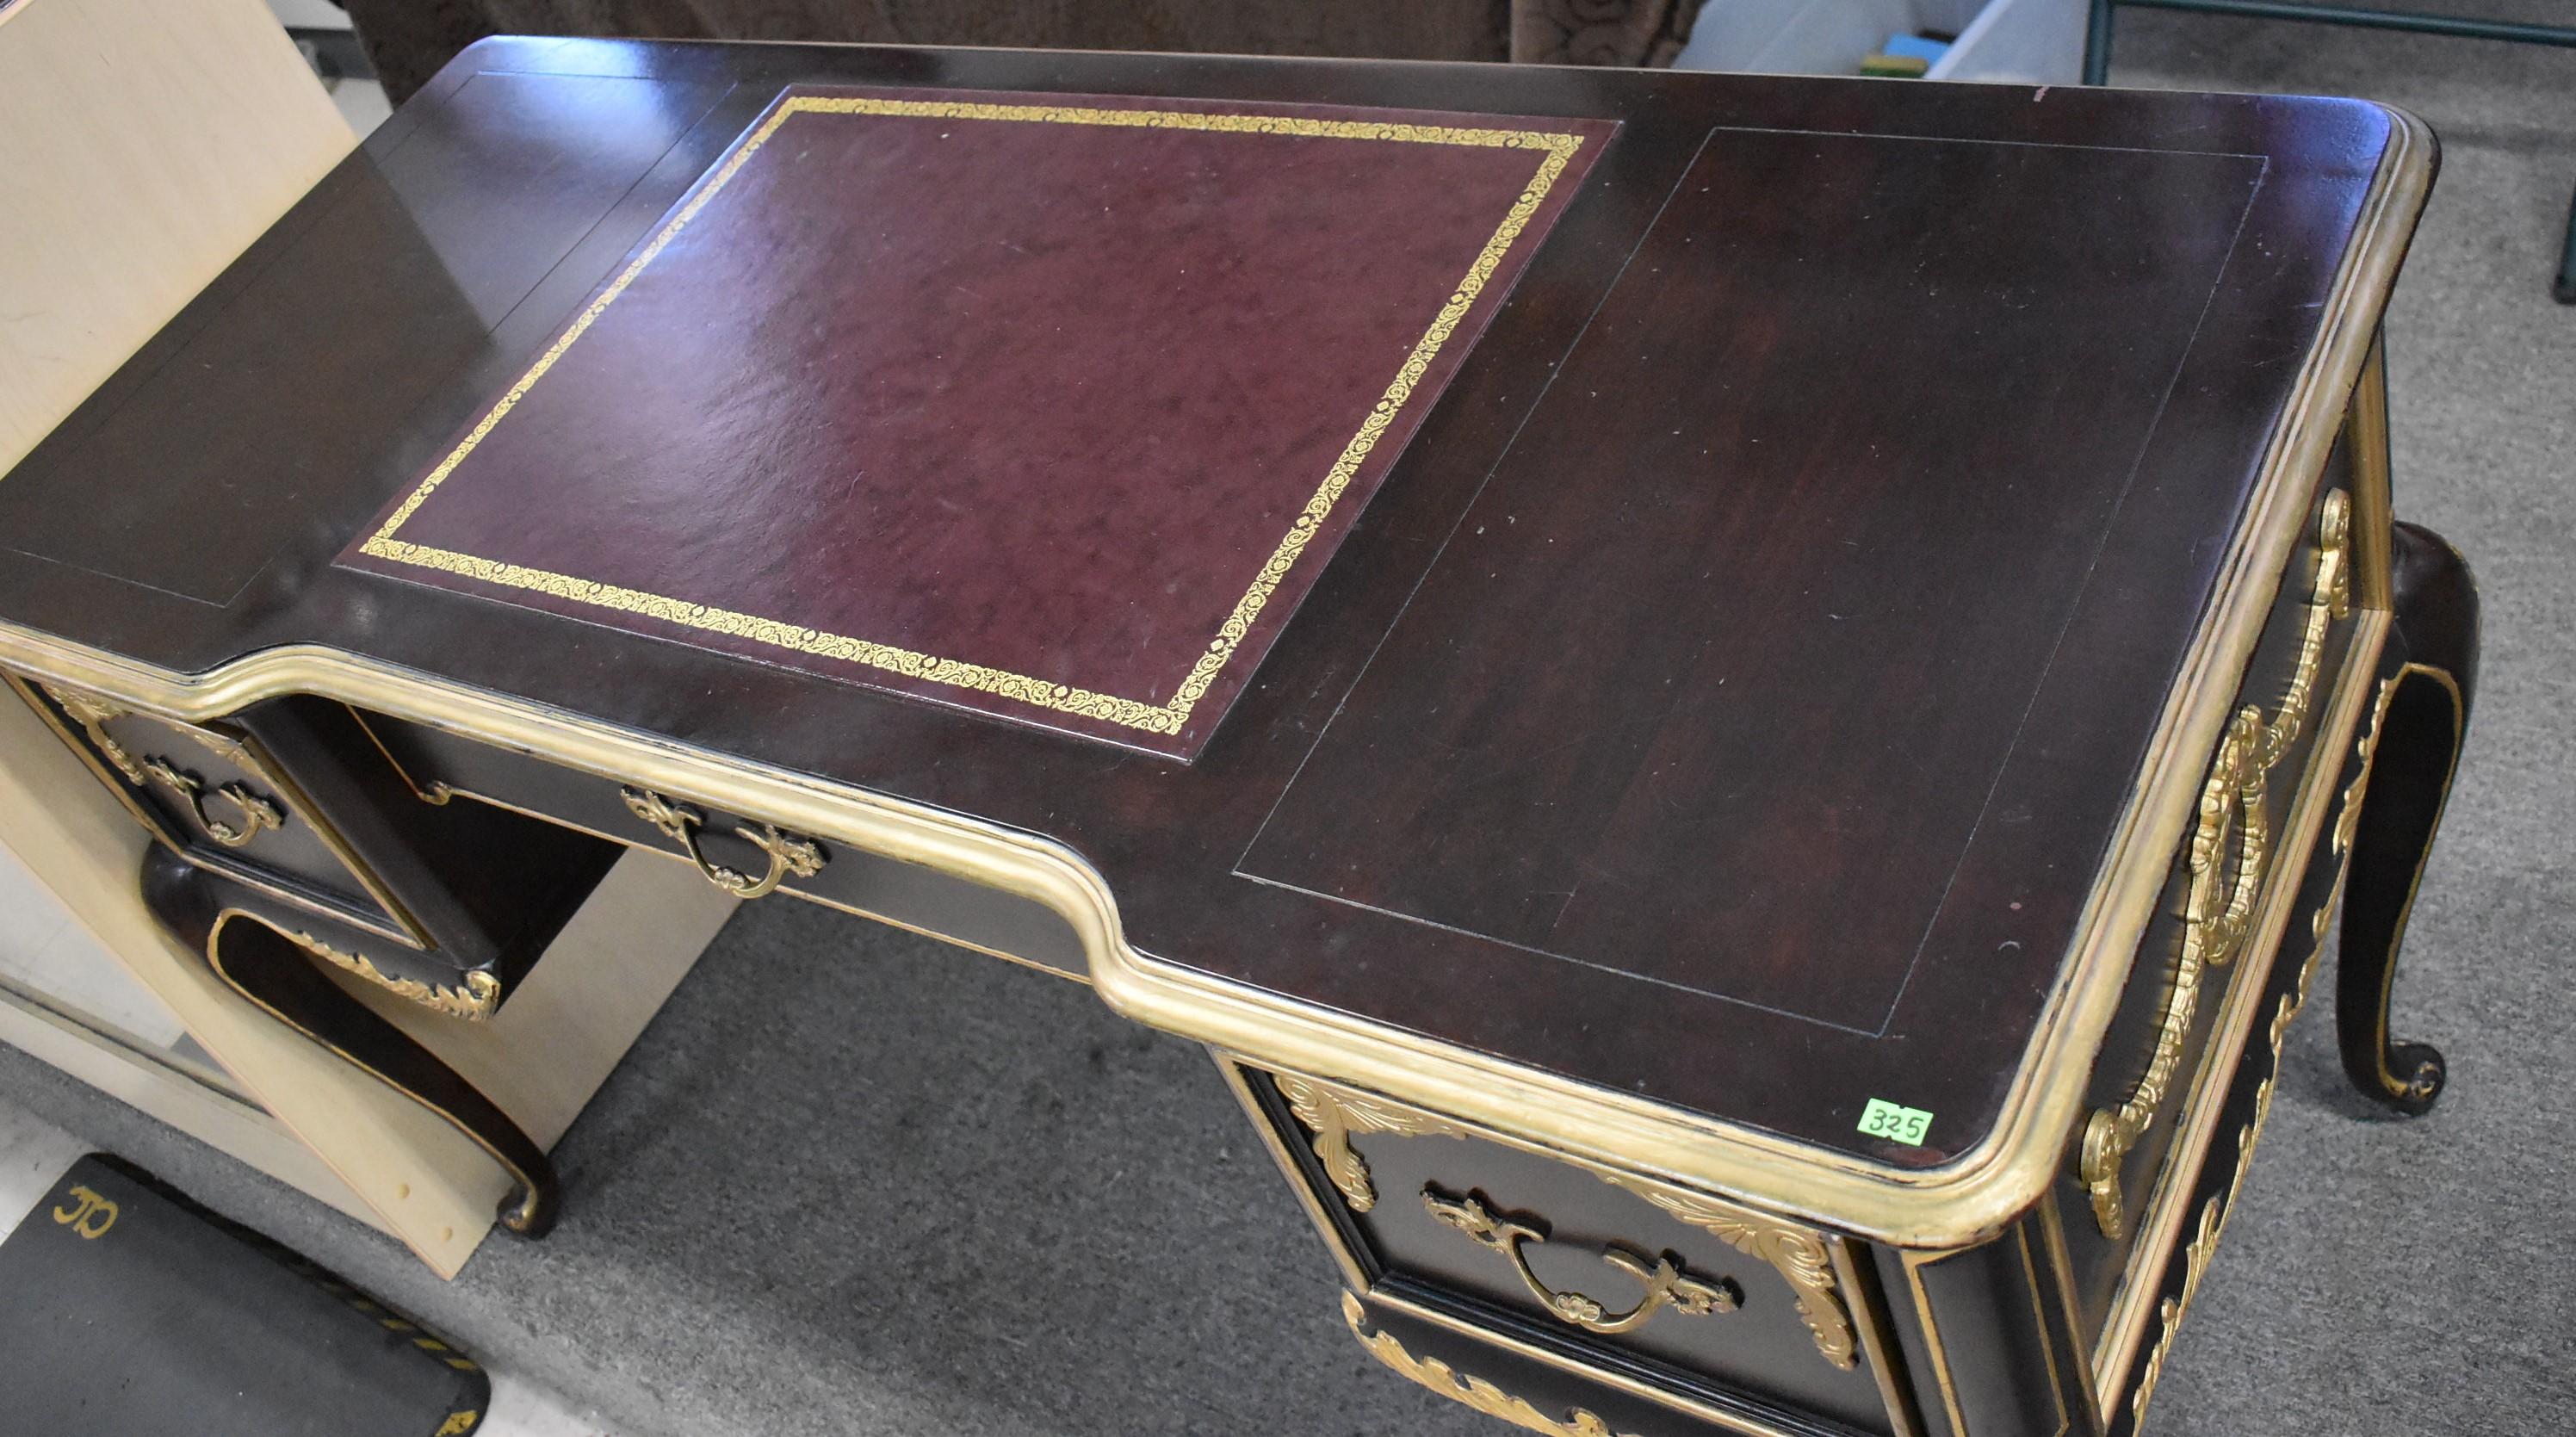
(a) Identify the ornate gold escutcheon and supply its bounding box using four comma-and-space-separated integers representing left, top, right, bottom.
620, 787, 825, 899
283, 926, 500, 1021
1421, 1185, 1740, 1335
2081, 491, 2351, 1239
142, 755, 286, 848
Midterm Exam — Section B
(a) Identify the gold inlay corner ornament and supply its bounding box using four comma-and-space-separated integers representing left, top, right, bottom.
2082, 490, 2350, 1240
356, 97, 1587, 737
1422, 1185, 1741, 1335
283, 927, 500, 1022
1595, 1171, 1861, 1371
1273, 1071, 1857, 1370
40, 682, 147, 783
1273, 1071, 1467, 1211
621, 787, 825, 900
1341, 1291, 1643, 1437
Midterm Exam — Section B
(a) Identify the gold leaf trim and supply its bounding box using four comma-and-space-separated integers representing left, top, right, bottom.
2082, 492, 2350, 1238
2336, 672, 2395, 859
1273, 1072, 1466, 1211
1593, 1172, 1860, 1371
284, 928, 499, 1022
40, 682, 146, 783
2128, 1195, 2220, 1428
1342, 1291, 1642, 1437
2131, 810, 2351, 1430
360, 96, 1589, 737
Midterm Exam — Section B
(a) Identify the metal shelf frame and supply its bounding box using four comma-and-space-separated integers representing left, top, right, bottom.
2084, 0, 2576, 302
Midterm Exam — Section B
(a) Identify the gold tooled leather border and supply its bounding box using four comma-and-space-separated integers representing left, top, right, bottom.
358, 95, 1589, 739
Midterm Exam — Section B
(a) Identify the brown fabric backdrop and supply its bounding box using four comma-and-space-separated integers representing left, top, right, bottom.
340, 0, 1705, 105
1513, 0, 1706, 67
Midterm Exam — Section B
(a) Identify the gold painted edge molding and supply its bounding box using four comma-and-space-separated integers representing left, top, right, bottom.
360, 96, 1585, 738
1342, 1290, 1644, 1437
1897, 1249, 1972, 1437
0, 108, 2430, 1251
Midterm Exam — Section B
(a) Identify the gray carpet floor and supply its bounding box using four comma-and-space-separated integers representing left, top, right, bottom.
4, 12, 2573, 1436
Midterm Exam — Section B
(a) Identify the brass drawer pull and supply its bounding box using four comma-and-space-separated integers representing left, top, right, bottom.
2080, 491, 2351, 1239
1421, 1185, 1740, 1335
620, 787, 824, 899
141, 757, 284, 847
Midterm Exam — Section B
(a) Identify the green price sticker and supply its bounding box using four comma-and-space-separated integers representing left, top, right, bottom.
1858, 1099, 1934, 1147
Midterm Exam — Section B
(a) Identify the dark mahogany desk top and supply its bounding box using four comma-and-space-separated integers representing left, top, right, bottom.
0, 39, 2411, 1176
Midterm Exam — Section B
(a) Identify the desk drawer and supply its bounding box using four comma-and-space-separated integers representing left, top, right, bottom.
350, 711, 1090, 979
1247, 1066, 1901, 1436
2060, 467, 2365, 1349
13, 678, 418, 946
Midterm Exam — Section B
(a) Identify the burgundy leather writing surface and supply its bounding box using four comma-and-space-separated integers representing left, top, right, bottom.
343, 84, 1611, 758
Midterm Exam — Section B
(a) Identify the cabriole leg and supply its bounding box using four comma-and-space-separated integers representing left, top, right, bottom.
2338, 521, 2478, 1114
139, 846, 561, 1235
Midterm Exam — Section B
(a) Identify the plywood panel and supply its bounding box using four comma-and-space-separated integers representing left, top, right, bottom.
1, 690, 735, 1274
0, 0, 353, 471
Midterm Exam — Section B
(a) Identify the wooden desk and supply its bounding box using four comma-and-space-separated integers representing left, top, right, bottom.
0, 39, 2472, 1437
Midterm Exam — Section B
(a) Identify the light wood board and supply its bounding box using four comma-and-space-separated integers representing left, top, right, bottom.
0, 0, 354, 471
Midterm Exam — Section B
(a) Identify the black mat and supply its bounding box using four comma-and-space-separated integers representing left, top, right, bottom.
0, 1154, 488, 1436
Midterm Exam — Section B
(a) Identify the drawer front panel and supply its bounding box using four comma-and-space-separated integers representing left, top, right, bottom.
2061, 459, 2364, 1345
1345, 1291, 1826, 1437
1265, 1070, 1895, 1436
17, 678, 416, 945
353, 710, 1089, 978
